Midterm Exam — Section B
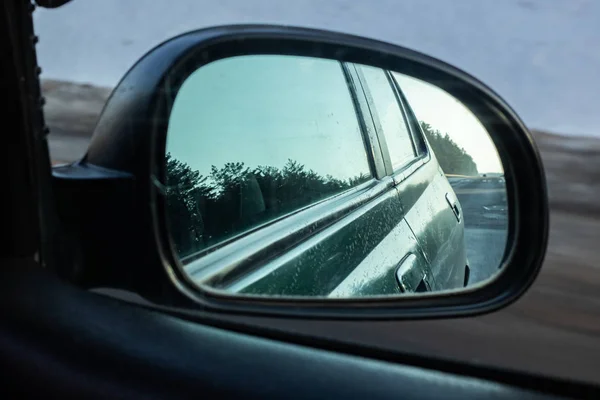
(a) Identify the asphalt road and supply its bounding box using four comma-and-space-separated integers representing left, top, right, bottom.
448, 176, 508, 285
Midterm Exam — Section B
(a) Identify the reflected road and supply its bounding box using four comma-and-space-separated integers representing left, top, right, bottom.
448, 176, 508, 284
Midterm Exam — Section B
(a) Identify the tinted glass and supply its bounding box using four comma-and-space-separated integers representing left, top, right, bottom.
166, 55, 372, 258
360, 66, 416, 170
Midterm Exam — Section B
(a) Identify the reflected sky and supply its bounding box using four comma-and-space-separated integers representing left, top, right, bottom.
167, 55, 371, 181
394, 74, 503, 174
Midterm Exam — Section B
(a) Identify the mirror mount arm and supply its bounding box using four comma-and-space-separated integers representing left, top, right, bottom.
51, 162, 195, 307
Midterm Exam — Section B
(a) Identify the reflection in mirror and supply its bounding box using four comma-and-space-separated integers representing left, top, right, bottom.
164, 54, 508, 299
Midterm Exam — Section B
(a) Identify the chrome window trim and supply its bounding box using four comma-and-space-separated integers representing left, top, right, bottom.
391, 153, 428, 186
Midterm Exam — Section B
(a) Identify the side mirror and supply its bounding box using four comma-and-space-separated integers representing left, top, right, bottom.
53, 25, 548, 319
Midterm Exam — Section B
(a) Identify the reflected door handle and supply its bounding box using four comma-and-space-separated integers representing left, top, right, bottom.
396, 253, 430, 293
445, 192, 461, 222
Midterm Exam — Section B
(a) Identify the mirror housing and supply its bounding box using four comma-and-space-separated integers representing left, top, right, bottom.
52, 25, 548, 319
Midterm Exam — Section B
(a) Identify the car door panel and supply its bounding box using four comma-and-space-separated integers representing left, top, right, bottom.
396, 156, 467, 290
328, 217, 432, 297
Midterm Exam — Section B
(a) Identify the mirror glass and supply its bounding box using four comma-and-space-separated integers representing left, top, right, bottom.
164, 54, 508, 298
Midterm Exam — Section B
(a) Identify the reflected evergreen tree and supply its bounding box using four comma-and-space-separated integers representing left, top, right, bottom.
165, 153, 207, 256
165, 153, 370, 258
420, 122, 479, 176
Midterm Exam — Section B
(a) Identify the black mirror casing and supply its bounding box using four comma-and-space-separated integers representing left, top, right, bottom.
52, 25, 549, 319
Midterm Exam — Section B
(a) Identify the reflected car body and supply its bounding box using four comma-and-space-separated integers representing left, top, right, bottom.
174, 60, 468, 296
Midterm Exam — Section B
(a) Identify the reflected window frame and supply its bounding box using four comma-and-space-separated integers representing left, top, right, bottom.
353, 63, 431, 186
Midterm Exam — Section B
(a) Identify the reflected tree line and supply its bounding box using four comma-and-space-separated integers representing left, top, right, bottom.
420, 122, 479, 176
167, 121, 478, 258
166, 154, 370, 257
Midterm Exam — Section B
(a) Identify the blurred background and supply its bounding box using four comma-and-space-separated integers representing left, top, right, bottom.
35, 0, 600, 384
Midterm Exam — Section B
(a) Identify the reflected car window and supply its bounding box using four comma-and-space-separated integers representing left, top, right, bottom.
166, 55, 372, 258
